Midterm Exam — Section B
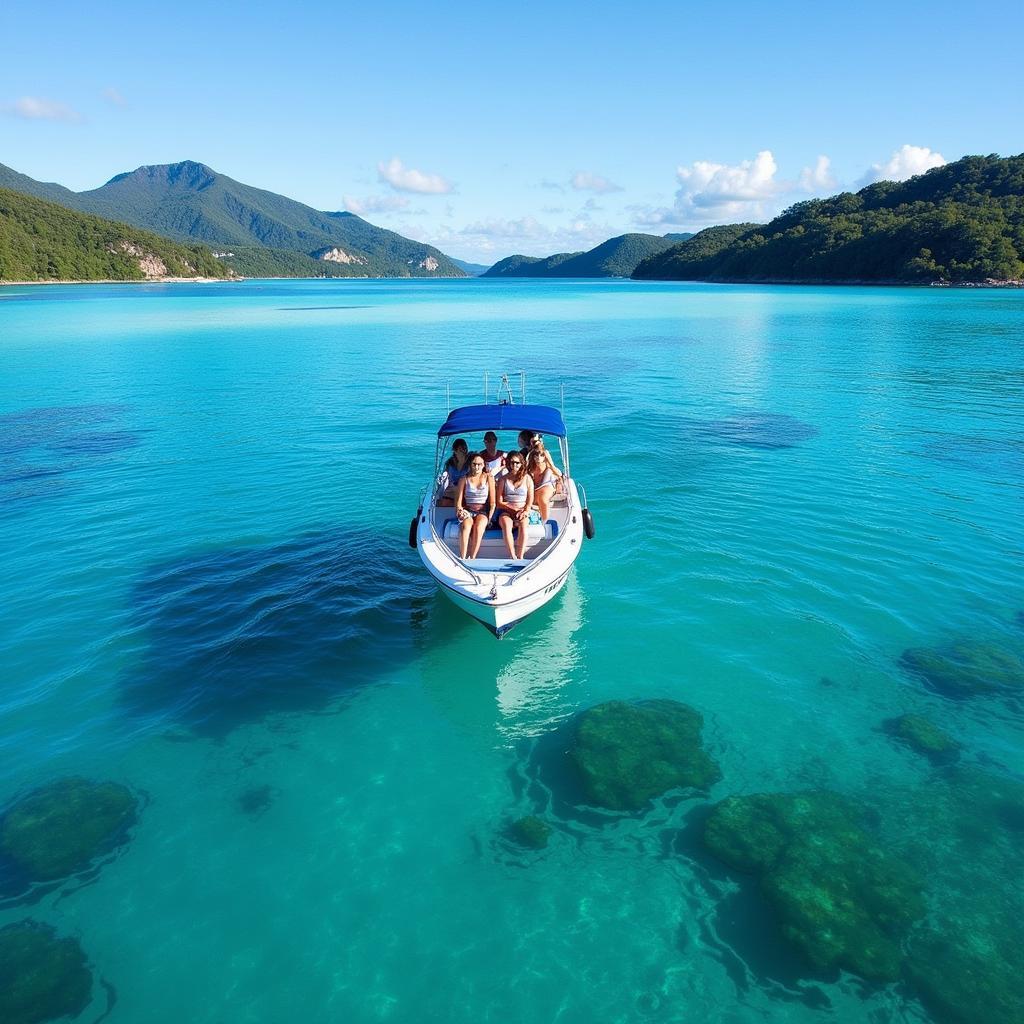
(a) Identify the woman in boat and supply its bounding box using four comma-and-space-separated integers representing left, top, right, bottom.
527, 444, 562, 521
495, 451, 535, 559
481, 431, 505, 476
454, 453, 495, 559
439, 438, 470, 506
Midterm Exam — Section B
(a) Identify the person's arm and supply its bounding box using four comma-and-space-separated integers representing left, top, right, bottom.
518, 478, 535, 520
494, 479, 508, 514
486, 476, 496, 520
544, 452, 563, 480
455, 477, 469, 521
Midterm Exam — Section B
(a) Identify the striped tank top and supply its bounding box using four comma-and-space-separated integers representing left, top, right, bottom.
501, 476, 528, 506
463, 478, 489, 505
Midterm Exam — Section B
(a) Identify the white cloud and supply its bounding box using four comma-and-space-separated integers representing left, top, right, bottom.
798, 155, 837, 193
461, 216, 550, 243
4, 96, 82, 122
570, 171, 623, 194
419, 213, 617, 262
859, 144, 946, 186
676, 150, 780, 218
343, 194, 410, 215
629, 204, 681, 228
630, 149, 793, 229
102, 87, 127, 107
377, 157, 453, 195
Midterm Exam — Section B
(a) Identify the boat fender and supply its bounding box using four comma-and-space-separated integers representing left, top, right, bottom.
582, 508, 595, 540
408, 507, 422, 549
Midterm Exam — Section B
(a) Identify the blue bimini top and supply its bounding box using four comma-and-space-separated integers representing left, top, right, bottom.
437, 404, 567, 438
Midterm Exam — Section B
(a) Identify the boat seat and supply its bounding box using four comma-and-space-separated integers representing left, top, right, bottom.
442, 518, 558, 543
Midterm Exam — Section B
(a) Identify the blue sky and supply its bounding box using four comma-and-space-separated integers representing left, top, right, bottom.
2, 0, 1022, 263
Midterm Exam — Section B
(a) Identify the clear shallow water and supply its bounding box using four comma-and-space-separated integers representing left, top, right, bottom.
0, 279, 1022, 1023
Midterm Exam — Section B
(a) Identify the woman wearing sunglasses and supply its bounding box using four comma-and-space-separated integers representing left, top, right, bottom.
495, 452, 535, 560
454, 454, 495, 559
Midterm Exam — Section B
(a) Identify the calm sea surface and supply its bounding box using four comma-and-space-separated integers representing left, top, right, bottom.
0, 279, 1022, 1023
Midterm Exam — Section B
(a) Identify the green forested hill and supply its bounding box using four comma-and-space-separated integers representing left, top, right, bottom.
0, 163, 81, 206
0, 187, 228, 282
633, 154, 1024, 284
483, 233, 687, 278
0, 160, 466, 278
483, 251, 582, 277
632, 224, 762, 279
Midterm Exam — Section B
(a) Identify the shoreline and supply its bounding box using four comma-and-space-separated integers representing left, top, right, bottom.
642, 276, 1024, 289
2, 275, 1023, 289
0, 276, 232, 286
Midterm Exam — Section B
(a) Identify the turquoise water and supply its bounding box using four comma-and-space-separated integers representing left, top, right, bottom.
1, 279, 1022, 1023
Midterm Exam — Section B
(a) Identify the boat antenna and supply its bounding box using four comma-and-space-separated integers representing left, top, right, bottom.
519, 370, 526, 404
497, 373, 514, 405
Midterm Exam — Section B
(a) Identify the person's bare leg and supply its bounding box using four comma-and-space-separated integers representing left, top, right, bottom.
515, 520, 527, 559
469, 516, 486, 558
459, 516, 472, 558
500, 515, 515, 558
536, 488, 550, 520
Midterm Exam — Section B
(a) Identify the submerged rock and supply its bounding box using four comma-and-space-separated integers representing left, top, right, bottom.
0, 919, 93, 1024
900, 641, 1024, 699
883, 714, 960, 763
237, 785, 274, 818
506, 816, 552, 850
0, 778, 137, 884
569, 699, 721, 811
906, 915, 1024, 1024
942, 767, 1024, 833
703, 791, 924, 982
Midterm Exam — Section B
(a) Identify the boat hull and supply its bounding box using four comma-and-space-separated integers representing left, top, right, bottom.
437, 565, 573, 636
417, 479, 585, 636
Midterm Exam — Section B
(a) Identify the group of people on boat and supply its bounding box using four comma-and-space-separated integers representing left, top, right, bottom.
438, 430, 563, 560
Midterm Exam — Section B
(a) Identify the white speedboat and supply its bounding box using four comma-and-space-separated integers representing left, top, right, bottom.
411, 397, 593, 637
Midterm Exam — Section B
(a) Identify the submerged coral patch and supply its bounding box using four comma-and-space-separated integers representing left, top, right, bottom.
505, 815, 552, 850
0, 919, 93, 1024
900, 640, 1024, 698
883, 714, 960, 763
569, 699, 721, 811
0, 778, 137, 892
702, 791, 924, 982
238, 785, 275, 818
905, 911, 1024, 1024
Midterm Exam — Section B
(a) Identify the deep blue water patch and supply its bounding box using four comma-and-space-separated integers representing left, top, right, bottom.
916, 432, 1024, 477
0, 405, 139, 509
124, 527, 436, 738
237, 785, 276, 819
687, 412, 819, 449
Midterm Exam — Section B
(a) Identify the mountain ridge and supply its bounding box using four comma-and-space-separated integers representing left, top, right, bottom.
483, 232, 691, 278
0, 160, 466, 279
